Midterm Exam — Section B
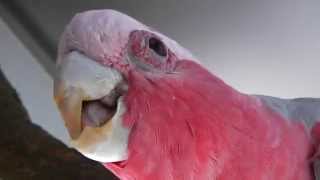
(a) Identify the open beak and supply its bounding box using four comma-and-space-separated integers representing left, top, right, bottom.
53, 51, 130, 162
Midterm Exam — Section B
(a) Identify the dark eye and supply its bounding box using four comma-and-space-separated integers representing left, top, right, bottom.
148, 37, 167, 57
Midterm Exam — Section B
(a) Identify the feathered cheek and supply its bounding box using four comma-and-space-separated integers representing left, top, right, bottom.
54, 51, 131, 163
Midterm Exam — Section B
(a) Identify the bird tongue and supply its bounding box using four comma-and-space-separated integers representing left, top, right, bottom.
81, 82, 127, 127
81, 100, 116, 127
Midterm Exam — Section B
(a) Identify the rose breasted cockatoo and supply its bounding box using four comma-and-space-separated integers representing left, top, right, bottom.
54, 9, 320, 180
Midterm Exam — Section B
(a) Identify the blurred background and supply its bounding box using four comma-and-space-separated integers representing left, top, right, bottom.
0, 0, 319, 144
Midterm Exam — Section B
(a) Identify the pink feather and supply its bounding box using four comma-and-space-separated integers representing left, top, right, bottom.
105, 60, 313, 180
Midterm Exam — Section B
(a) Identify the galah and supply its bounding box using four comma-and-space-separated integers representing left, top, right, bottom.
54, 9, 320, 180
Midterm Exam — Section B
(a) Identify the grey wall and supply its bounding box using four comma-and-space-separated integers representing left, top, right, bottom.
0, 0, 319, 143
0, 18, 69, 144
2, 0, 320, 98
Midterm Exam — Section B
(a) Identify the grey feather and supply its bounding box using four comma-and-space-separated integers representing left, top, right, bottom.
256, 95, 320, 129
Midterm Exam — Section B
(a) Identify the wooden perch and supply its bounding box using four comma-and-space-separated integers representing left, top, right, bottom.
0, 69, 117, 180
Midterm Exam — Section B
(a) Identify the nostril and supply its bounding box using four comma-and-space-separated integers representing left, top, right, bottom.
148, 37, 167, 57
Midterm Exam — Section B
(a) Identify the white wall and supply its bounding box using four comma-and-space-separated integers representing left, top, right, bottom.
0, 18, 69, 144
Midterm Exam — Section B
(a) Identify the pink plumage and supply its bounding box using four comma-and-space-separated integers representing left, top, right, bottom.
105, 58, 313, 180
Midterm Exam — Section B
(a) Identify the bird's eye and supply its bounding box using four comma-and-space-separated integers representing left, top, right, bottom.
148, 37, 167, 57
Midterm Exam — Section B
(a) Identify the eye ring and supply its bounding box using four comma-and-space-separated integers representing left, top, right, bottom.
148, 37, 167, 57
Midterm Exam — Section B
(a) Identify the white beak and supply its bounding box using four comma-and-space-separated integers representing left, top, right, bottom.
54, 51, 130, 162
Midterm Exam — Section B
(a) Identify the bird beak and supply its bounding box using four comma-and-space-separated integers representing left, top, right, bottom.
53, 51, 130, 162
54, 81, 83, 139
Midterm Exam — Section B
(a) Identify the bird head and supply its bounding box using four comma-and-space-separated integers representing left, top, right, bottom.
54, 9, 198, 162
54, 9, 237, 179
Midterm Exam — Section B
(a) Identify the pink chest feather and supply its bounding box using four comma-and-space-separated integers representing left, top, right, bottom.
105, 60, 314, 180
